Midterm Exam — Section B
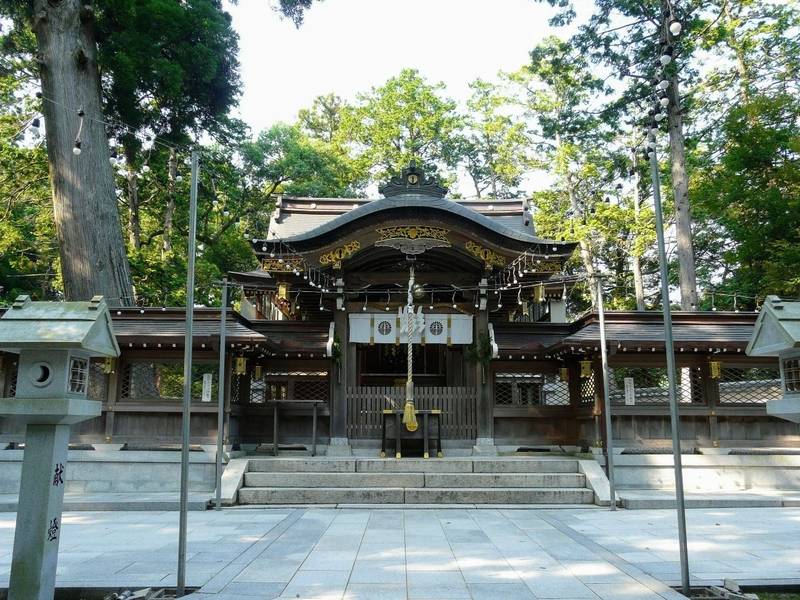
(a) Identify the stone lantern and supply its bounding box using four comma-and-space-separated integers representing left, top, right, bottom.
0, 295, 119, 600
746, 296, 800, 422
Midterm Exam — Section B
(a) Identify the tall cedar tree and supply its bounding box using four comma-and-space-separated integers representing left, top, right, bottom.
541, 0, 700, 309
0, 0, 316, 305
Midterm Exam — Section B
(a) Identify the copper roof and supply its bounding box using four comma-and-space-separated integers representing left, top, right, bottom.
108, 308, 266, 346
492, 322, 572, 354
490, 311, 758, 354
552, 311, 757, 351
266, 195, 540, 242
247, 320, 330, 355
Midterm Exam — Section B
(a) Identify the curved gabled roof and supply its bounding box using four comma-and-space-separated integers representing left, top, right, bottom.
261, 194, 571, 251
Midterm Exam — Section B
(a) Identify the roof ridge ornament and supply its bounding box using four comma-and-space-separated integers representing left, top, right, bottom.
379, 161, 448, 199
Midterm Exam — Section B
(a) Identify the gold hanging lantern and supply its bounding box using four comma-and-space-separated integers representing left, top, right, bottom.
533, 283, 544, 303
559, 367, 569, 382
709, 360, 722, 379
254, 365, 263, 379
103, 357, 116, 374
579, 359, 593, 378
277, 282, 290, 300
235, 357, 247, 375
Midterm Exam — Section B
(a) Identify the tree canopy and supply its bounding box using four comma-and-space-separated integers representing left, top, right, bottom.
2, 0, 799, 314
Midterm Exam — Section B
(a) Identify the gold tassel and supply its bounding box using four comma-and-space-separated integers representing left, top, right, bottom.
402, 401, 418, 432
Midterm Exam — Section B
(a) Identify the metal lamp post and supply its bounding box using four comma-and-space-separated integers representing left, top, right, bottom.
595, 276, 617, 510
215, 277, 228, 510
177, 149, 199, 597
647, 140, 691, 596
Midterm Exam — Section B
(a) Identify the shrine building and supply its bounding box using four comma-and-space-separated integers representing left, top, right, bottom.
0, 164, 792, 456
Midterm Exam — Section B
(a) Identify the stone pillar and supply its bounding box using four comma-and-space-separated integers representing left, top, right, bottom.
3, 397, 100, 600
10, 424, 70, 600
328, 304, 352, 456
473, 278, 497, 455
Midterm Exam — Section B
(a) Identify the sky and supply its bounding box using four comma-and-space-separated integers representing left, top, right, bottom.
226, 0, 563, 133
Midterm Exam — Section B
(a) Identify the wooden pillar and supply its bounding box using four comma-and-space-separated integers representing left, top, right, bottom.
330, 307, 349, 443
704, 361, 720, 447
104, 359, 120, 442
223, 354, 232, 447
475, 293, 494, 447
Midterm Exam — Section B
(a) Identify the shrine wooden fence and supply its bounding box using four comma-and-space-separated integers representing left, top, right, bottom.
346, 386, 477, 440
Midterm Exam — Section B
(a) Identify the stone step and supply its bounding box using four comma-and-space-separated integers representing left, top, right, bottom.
246, 457, 581, 475
472, 459, 579, 473
424, 473, 586, 488
247, 458, 355, 473
243, 472, 424, 488
238, 486, 594, 505
355, 458, 473, 473
238, 487, 405, 504
406, 487, 595, 504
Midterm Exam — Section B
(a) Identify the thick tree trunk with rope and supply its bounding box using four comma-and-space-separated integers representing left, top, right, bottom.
31, 0, 134, 305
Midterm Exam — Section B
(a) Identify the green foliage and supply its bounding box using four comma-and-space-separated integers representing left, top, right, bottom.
340, 68, 462, 184
692, 94, 800, 302
2, 0, 799, 313
96, 0, 241, 149
0, 71, 59, 303
242, 123, 358, 198
457, 79, 530, 198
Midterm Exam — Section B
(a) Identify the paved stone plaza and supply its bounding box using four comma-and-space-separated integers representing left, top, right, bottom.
1, 507, 800, 599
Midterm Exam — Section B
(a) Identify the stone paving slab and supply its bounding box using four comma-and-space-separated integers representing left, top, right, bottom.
618, 488, 800, 509
5, 506, 800, 598
0, 491, 211, 512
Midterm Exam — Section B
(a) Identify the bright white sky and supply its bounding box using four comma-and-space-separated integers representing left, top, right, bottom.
227, 0, 562, 133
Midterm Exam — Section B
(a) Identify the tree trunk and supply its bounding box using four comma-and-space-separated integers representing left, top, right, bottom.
162, 148, 177, 256
31, 0, 134, 306
631, 150, 646, 311
666, 75, 699, 311
661, 1, 698, 311
567, 175, 597, 306
126, 161, 141, 250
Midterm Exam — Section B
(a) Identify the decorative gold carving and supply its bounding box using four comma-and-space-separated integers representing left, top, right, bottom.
532, 260, 562, 273
262, 257, 304, 273
465, 241, 507, 267
319, 240, 361, 266
376, 226, 449, 243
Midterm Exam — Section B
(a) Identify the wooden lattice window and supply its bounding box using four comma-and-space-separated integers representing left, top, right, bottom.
785, 359, 800, 393
120, 361, 218, 402
718, 366, 782, 405
68, 357, 89, 395
247, 371, 329, 404
609, 367, 703, 405
494, 373, 569, 406
230, 373, 244, 404
579, 371, 596, 404
88, 360, 109, 401
6, 361, 18, 397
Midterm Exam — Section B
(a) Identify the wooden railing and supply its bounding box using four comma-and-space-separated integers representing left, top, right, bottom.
346, 386, 477, 440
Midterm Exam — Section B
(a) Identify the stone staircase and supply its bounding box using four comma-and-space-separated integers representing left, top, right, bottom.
237, 457, 596, 505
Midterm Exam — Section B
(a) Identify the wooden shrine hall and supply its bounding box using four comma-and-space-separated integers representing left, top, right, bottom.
0, 164, 794, 453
